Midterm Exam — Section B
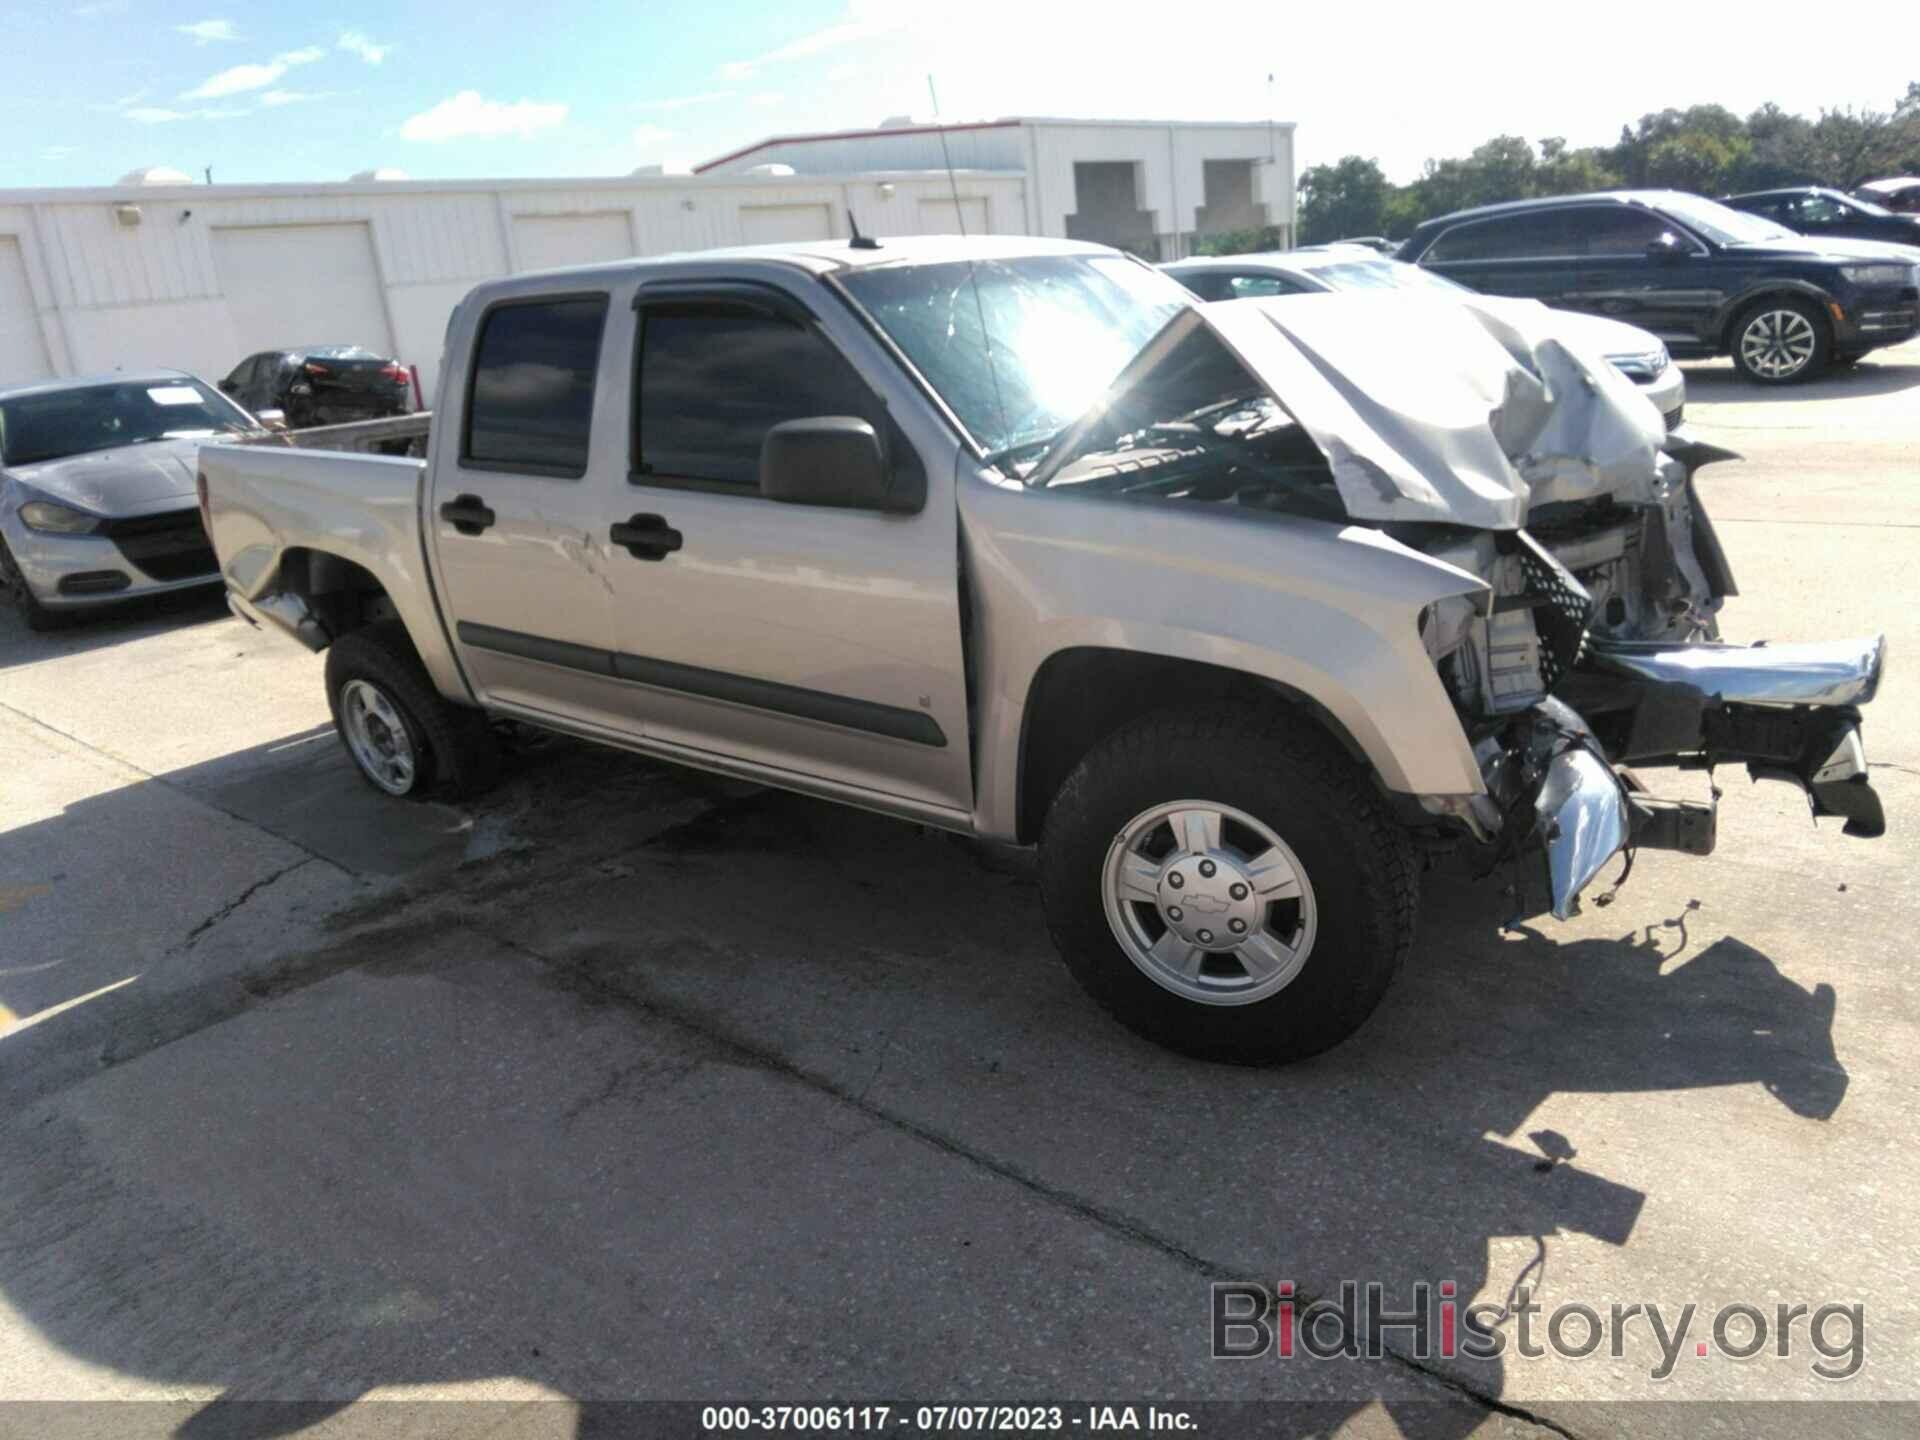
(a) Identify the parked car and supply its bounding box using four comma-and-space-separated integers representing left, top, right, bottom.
1162, 246, 1686, 429
199, 237, 1886, 1065
1, 371, 257, 629
1722, 186, 1920, 247
219, 346, 413, 429
1399, 190, 1920, 383
1855, 177, 1920, 215
1329, 235, 1398, 254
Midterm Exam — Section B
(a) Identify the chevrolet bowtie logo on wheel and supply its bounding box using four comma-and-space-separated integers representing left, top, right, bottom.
1180, 892, 1231, 914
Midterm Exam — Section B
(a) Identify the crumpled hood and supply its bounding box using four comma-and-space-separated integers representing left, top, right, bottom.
1196, 292, 1667, 530
3, 437, 203, 515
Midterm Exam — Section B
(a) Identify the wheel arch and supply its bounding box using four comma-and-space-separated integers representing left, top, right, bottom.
1012, 647, 1377, 845
1714, 281, 1838, 350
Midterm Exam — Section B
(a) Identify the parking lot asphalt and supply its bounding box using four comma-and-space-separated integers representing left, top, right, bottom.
2, 339, 1917, 1438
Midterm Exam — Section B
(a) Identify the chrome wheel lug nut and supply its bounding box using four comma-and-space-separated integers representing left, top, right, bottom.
1198, 860, 1216, 878
1167, 907, 1183, 922
1197, 929, 1214, 945
1168, 872, 1184, 889
1229, 918, 1247, 934
1229, 883, 1248, 900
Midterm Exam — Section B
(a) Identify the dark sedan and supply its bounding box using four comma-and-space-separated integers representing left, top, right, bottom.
1856, 177, 1920, 215
1723, 186, 1920, 247
1400, 190, 1920, 384
219, 346, 414, 429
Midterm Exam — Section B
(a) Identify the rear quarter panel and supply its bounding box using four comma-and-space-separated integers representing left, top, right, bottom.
200, 443, 468, 700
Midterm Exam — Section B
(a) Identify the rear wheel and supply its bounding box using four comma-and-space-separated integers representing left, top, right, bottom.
324, 622, 500, 800
1730, 298, 1829, 384
0, 534, 67, 632
1039, 705, 1417, 1064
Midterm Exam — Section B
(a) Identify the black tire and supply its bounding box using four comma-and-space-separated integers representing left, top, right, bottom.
1038, 704, 1417, 1065
1728, 297, 1830, 385
323, 621, 500, 800
0, 534, 68, 632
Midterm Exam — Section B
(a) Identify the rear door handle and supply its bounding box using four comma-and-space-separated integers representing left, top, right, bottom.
610, 513, 683, 561
438, 494, 496, 535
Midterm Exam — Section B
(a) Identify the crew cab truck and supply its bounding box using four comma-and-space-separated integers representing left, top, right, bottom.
200, 236, 1888, 1064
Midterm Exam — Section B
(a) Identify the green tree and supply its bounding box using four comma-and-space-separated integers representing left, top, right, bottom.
1295, 155, 1392, 243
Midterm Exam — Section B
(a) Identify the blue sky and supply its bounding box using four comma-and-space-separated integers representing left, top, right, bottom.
1, 1, 1914, 190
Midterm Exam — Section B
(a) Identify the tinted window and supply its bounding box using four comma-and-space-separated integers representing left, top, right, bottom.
1427, 211, 1579, 262
1576, 207, 1671, 256
0, 379, 252, 466
464, 296, 608, 475
635, 308, 881, 488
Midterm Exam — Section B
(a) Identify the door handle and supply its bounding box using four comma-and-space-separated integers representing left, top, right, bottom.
610, 513, 683, 561
438, 494, 496, 536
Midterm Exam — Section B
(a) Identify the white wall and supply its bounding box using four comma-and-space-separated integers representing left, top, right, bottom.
1026, 121, 1295, 258
0, 171, 1030, 398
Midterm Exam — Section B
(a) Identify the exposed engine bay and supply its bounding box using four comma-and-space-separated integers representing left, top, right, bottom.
1025, 291, 1888, 919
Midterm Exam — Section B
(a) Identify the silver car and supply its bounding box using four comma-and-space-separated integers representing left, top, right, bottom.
0, 371, 258, 629
1163, 247, 1688, 429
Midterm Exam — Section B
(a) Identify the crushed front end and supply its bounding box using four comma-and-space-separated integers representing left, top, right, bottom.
1414, 440, 1887, 919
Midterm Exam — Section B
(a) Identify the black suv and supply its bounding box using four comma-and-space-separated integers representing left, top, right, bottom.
1400, 190, 1920, 383
1723, 186, 1920, 247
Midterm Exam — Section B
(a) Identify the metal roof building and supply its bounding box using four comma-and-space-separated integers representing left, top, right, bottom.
0, 115, 1293, 397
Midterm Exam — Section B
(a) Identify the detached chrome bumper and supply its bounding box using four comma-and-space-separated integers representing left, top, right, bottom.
1512, 635, 1889, 919
1583, 635, 1885, 708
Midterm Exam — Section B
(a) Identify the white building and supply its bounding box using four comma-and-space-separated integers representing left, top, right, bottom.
0, 117, 1293, 397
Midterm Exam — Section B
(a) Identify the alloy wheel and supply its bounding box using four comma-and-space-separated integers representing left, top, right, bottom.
1739, 308, 1817, 380
339, 678, 419, 795
1101, 800, 1318, 1006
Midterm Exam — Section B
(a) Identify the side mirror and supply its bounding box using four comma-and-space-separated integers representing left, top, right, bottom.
759, 416, 922, 513
255, 408, 288, 431
1645, 233, 1687, 260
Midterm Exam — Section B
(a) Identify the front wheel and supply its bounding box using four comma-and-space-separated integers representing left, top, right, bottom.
1039, 705, 1417, 1064
324, 622, 500, 800
1730, 298, 1829, 384
0, 533, 67, 632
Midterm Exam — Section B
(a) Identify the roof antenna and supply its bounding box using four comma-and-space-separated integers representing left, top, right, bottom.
847, 208, 880, 250
927, 73, 1010, 475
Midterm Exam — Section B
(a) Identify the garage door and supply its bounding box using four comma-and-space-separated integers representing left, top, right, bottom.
739, 204, 833, 244
0, 237, 53, 385
918, 196, 990, 234
213, 224, 392, 361
513, 213, 635, 272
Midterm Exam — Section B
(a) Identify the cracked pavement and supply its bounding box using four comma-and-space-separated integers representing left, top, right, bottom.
2, 340, 1918, 1438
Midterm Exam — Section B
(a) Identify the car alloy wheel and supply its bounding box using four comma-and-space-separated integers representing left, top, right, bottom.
1100, 799, 1318, 1006
1738, 308, 1818, 380
339, 677, 420, 795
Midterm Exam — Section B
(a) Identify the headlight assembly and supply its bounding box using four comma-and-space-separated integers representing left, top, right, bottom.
18, 500, 103, 534
1839, 263, 1909, 287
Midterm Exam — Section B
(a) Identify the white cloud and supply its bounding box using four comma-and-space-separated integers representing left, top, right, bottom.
260, 89, 331, 107
42, 144, 79, 160
720, 0, 912, 80
639, 90, 734, 112
125, 105, 246, 123
402, 91, 567, 142
337, 30, 389, 64
175, 19, 237, 44
749, 92, 784, 108
181, 47, 322, 100
631, 124, 675, 149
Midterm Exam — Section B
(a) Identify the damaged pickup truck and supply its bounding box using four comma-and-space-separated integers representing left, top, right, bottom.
198, 236, 1887, 1064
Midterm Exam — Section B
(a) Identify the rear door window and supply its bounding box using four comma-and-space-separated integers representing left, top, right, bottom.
1575, 207, 1671, 256
463, 294, 609, 477
633, 306, 888, 490
1427, 211, 1578, 263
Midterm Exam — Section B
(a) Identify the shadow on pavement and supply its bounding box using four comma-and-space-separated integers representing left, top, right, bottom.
0, 746, 1856, 1437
